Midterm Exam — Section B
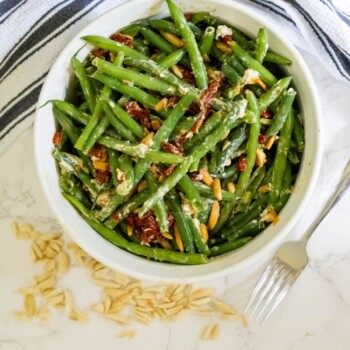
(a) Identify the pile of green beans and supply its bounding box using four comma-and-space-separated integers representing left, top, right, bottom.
51, 0, 304, 265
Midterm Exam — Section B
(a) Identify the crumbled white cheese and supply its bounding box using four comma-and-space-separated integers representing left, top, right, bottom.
215, 25, 233, 39
242, 69, 260, 85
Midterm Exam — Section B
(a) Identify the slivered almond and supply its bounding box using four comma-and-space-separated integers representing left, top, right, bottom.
256, 148, 267, 167
190, 288, 215, 300
24, 294, 36, 317
117, 329, 137, 339
199, 168, 213, 186
103, 296, 112, 313
107, 313, 130, 325
199, 224, 209, 242
160, 31, 183, 47
91, 302, 105, 314
160, 240, 173, 250
11, 221, 20, 235
171, 65, 183, 78
70, 309, 89, 323
40, 233, 62, 241
57, 251, 70, 273
64, 289, 74, 316
103, 288, 128, 298
137, 180, 148, 192
208, 201, 220, 230
212, 178, 222, 200
258, 183, 271, 193
36, 305, 51, 321
190, 297, 212, 306
31, 241, 43, 259
93, 279, 121, 289
174, 224, 184, 252
227, 182, 236, 193
213, 299, 237, 315
47, 294, 65, 306
36, 275, 56, 290
265, 135, 278, 150
155, 98, 169, 112
13, 310, 31, 321
141, 132, 154, 147
216, 41, 232, 53
163, 305, 184, 316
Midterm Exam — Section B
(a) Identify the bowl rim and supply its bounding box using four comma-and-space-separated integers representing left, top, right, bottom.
34, 0, 322, 283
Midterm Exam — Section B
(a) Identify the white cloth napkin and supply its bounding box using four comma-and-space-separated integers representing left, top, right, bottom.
0, 0, 349, 154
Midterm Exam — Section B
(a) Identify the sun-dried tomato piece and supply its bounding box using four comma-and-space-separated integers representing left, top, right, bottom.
258, 134, 267, 144
129, 210, 164, 245
110, 32, 133, 47
94, 169, 110, 184
161, 141, 185, 156
184, 13, 192, 21
160, 164, 177, 176
125, 101, 152, 129
192, 80, 222, 134
88, 145, 107, 161
222, 35, 233, 44
188, 101, 201, 114
261, 110, 274, 119
91, 48, 108, 59
167, 96, 180, 109
167, 211, 175, 228
179, 66, 196, 85
237, 156, 248, 172
110, 212, 122, 223
52, 132, 63, 146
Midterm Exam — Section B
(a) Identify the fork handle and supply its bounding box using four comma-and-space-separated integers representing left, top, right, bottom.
302, 157, 350, 245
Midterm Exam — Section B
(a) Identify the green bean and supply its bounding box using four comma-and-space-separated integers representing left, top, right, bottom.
167, 0, 208, 89
53, 149, 99, 199
189, 158, 200, 173
138, 156, 193, 217
105, 98, 146, 140
186, 217, 210, 255
159, 49, 186, 69
258, 76, 293, 112
288, 148, 300, 164
274, 161, 292, 212
208, 144, 221, 174
82, 35, 147, 59
222, 62, 243, 87
97, 94, 195, 222
197, 199, 212, 224
189, 99, 247, 165
122, 56, 193, 94
214, 91, 259, 232
184, 111, 224, 152
83, 115, 110, 154
59, 175, 91, 209
210, 166, 238, 179
148, 19, 180, 36
190, 12, 217, 26
228, 41, 277, 87
108, 149, 120, 187
249, 51, 292, 66
192, 181, 236, 201
101, 99, 138, 142
92, 72, 160, 111
144, 172, 170, 234
226, 220, 265, 242
115, 154, 134, 196
167, 189, 195, 253
64, 193, 207, 264
92, 57, 177, 95
52, 100, 89, 125
52, 106, 94, 173
211, 44, 224, 61
97, 135, 185, 164
217, 124, 247, 173
170, 115, 199, 140
236, 91, 260, 190
238, 166, 266, 212
178, 174, 204, 212
293, 113, 305, 152
141, 27, 175, 54
254, 27, 268, 63
198, 155, 209, 170
72, 58, 96, 114
119, 23, 142, 36
133, 38, 150, 56
105, 189, 151, 227
210, 237, 252, 256
188, 22, 204, 40
225, 54, 245, 75
266, 88, 297, 137
199, 26, 215, 60
221, 195, 269, 236
270, 109, 294, 202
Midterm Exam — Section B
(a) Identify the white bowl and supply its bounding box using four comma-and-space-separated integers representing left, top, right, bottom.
34, 0, 322, 283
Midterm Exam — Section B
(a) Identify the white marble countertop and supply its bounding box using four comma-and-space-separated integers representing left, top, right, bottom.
1, 48, 350, 350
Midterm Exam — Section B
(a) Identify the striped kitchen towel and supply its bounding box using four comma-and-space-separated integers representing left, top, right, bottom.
0, 0, 349, 154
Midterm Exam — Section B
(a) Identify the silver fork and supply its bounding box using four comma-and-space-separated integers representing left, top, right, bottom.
245, 157, 350, 325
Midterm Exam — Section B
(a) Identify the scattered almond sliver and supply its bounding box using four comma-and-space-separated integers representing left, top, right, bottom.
10, 221, 247, 339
